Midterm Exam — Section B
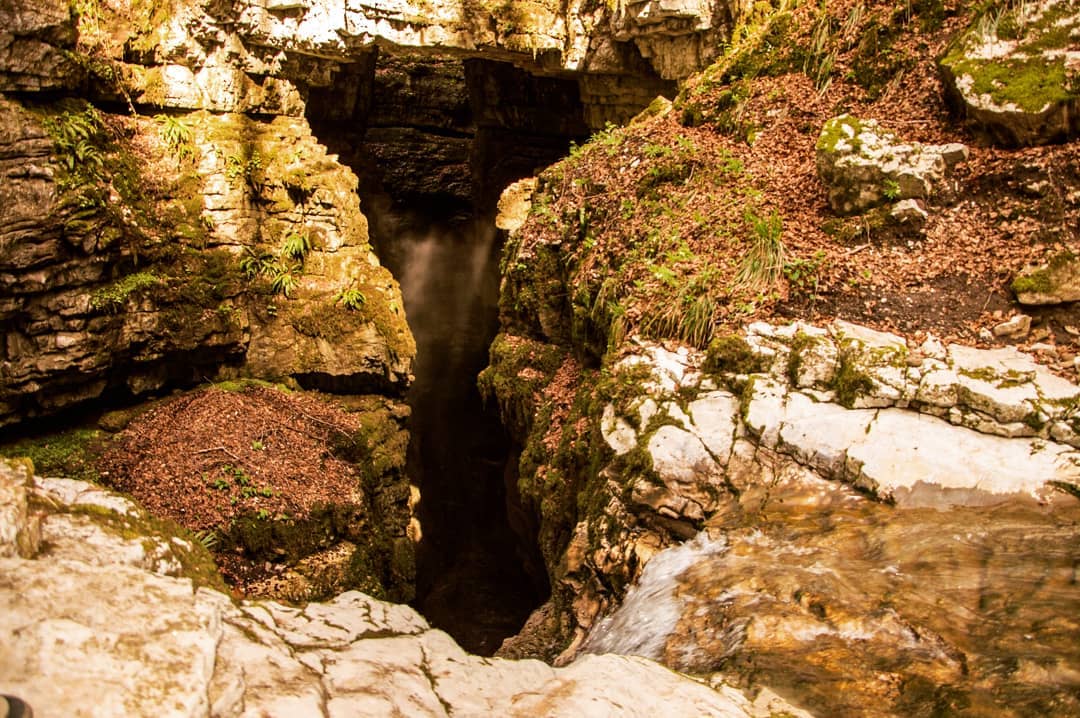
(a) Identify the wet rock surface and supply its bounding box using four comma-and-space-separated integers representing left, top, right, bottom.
487, 318, 1080, 714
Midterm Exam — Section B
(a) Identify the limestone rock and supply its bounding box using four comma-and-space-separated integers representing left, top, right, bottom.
0, 99, 414, 425
992, 313, 1032, 339
0, 0, 80, 92
1013, 252, 1080, 305
816, 115, 967, 215
939, 0, 1080, 146
0, 460, 765, 718
496, 177, 539, 232
889, 198, 928, 225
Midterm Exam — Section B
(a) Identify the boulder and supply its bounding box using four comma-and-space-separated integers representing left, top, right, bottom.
939, 0, 1080, 146
1013, 252, 1080, 305
816, 115, 967, 215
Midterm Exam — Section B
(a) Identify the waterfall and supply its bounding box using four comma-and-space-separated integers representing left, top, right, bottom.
580, 532, 728, 659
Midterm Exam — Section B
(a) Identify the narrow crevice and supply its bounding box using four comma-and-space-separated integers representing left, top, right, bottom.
304, 46, 667, 654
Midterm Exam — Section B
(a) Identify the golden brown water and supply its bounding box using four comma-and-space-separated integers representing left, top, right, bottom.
587, 472, 1080, 716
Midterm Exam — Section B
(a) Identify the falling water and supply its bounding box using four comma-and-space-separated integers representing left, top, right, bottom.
580, 532, 729, 659
577, 472, 1080, 716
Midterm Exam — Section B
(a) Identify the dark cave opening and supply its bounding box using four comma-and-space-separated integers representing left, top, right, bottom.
306, 47, 667, 653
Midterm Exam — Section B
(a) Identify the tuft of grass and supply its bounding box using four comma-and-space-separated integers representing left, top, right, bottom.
735, 208, 786, 292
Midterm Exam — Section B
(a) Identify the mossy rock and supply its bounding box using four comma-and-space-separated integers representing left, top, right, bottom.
938, 0, 1080, 146
1012, 251, 1080, 305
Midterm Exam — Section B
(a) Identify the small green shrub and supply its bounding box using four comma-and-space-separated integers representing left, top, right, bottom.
155, 113, 194, 166
335, 286, 367, 311
41, 101, 107, 188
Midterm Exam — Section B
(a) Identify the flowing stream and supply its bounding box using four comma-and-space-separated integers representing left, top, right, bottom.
369, 199, 547, 655
582, 474, 1080, 716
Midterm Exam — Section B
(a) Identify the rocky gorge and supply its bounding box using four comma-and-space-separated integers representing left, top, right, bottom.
2, 0, 1080, 714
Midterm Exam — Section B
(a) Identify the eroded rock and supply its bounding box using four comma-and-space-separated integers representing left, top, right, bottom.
1013, 252, 1080, 305
816, 114, 967, 215
939, 0, 1080, 146
0, 458, 767, 718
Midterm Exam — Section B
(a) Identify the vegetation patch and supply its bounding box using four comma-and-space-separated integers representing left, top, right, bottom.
0, 427, 108, 483
704, 335, 767, 376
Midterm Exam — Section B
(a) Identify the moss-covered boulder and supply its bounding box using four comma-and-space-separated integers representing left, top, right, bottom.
939, 0, 1080, 146
1013, 251, 1080, 305
816, 115, 967, 215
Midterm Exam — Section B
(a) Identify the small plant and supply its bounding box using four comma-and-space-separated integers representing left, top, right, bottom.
783, 250, 827, 294
334, 286, 367, 311
973, 5, 1006, 41
224, 146, 264, 195
240, 248, 275, 279
251, 439, 265, 451
210, 477, 230, 491
41, 101, 107, 187
281, 231, 312, 261
241, 248, 301, 298
255, 508, 271, 520
191, 529, 218, 551
268, 264, 300, 297
155, 113, 194, 166
735, 208, 786, 291
882, 178, 901, 200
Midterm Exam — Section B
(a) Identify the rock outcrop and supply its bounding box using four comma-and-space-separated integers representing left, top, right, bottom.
485, 314, 1080, 657
939, 0, 1080, 146
0, 458, 784, 718
483, 319, 1080, 713
1013, 251, 1080, 305
0, 0, 415, 426
816, 115, 967, 215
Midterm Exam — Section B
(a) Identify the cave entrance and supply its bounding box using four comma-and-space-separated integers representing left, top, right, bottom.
306, 47, 669, 653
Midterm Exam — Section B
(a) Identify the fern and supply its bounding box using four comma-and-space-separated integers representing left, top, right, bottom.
155, 114, 194, 166
268, 263, 300, 297
239, 248, 275, 279
334, 286, 367, 311
281, 231, 312, 261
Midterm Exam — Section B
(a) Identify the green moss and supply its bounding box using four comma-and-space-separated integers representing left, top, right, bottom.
224, 503, 364, 563
1022, 411, 1047, 432
942, 1, 1078, 114
704, 335, 765, 376
816, 115, 867, 155
0, 428, 106, 483
786, 331, 819, 385
950, 55, 1071, 113
330, 409, 408, 488
831, 355, 875, 408
1012, 251, 1076, 295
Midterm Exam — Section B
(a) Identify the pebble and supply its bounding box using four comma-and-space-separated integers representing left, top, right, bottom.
992, 314, 1031, 339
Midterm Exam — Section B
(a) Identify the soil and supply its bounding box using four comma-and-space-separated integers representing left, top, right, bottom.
521, 0, 1078, 380
98, 383, 369, 589
710, 0, 1080, 371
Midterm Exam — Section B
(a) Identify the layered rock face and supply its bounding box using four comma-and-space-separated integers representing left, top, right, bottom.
483, 314, 1080, 712
0, 457, 794, 718
0, 0, 414, 426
